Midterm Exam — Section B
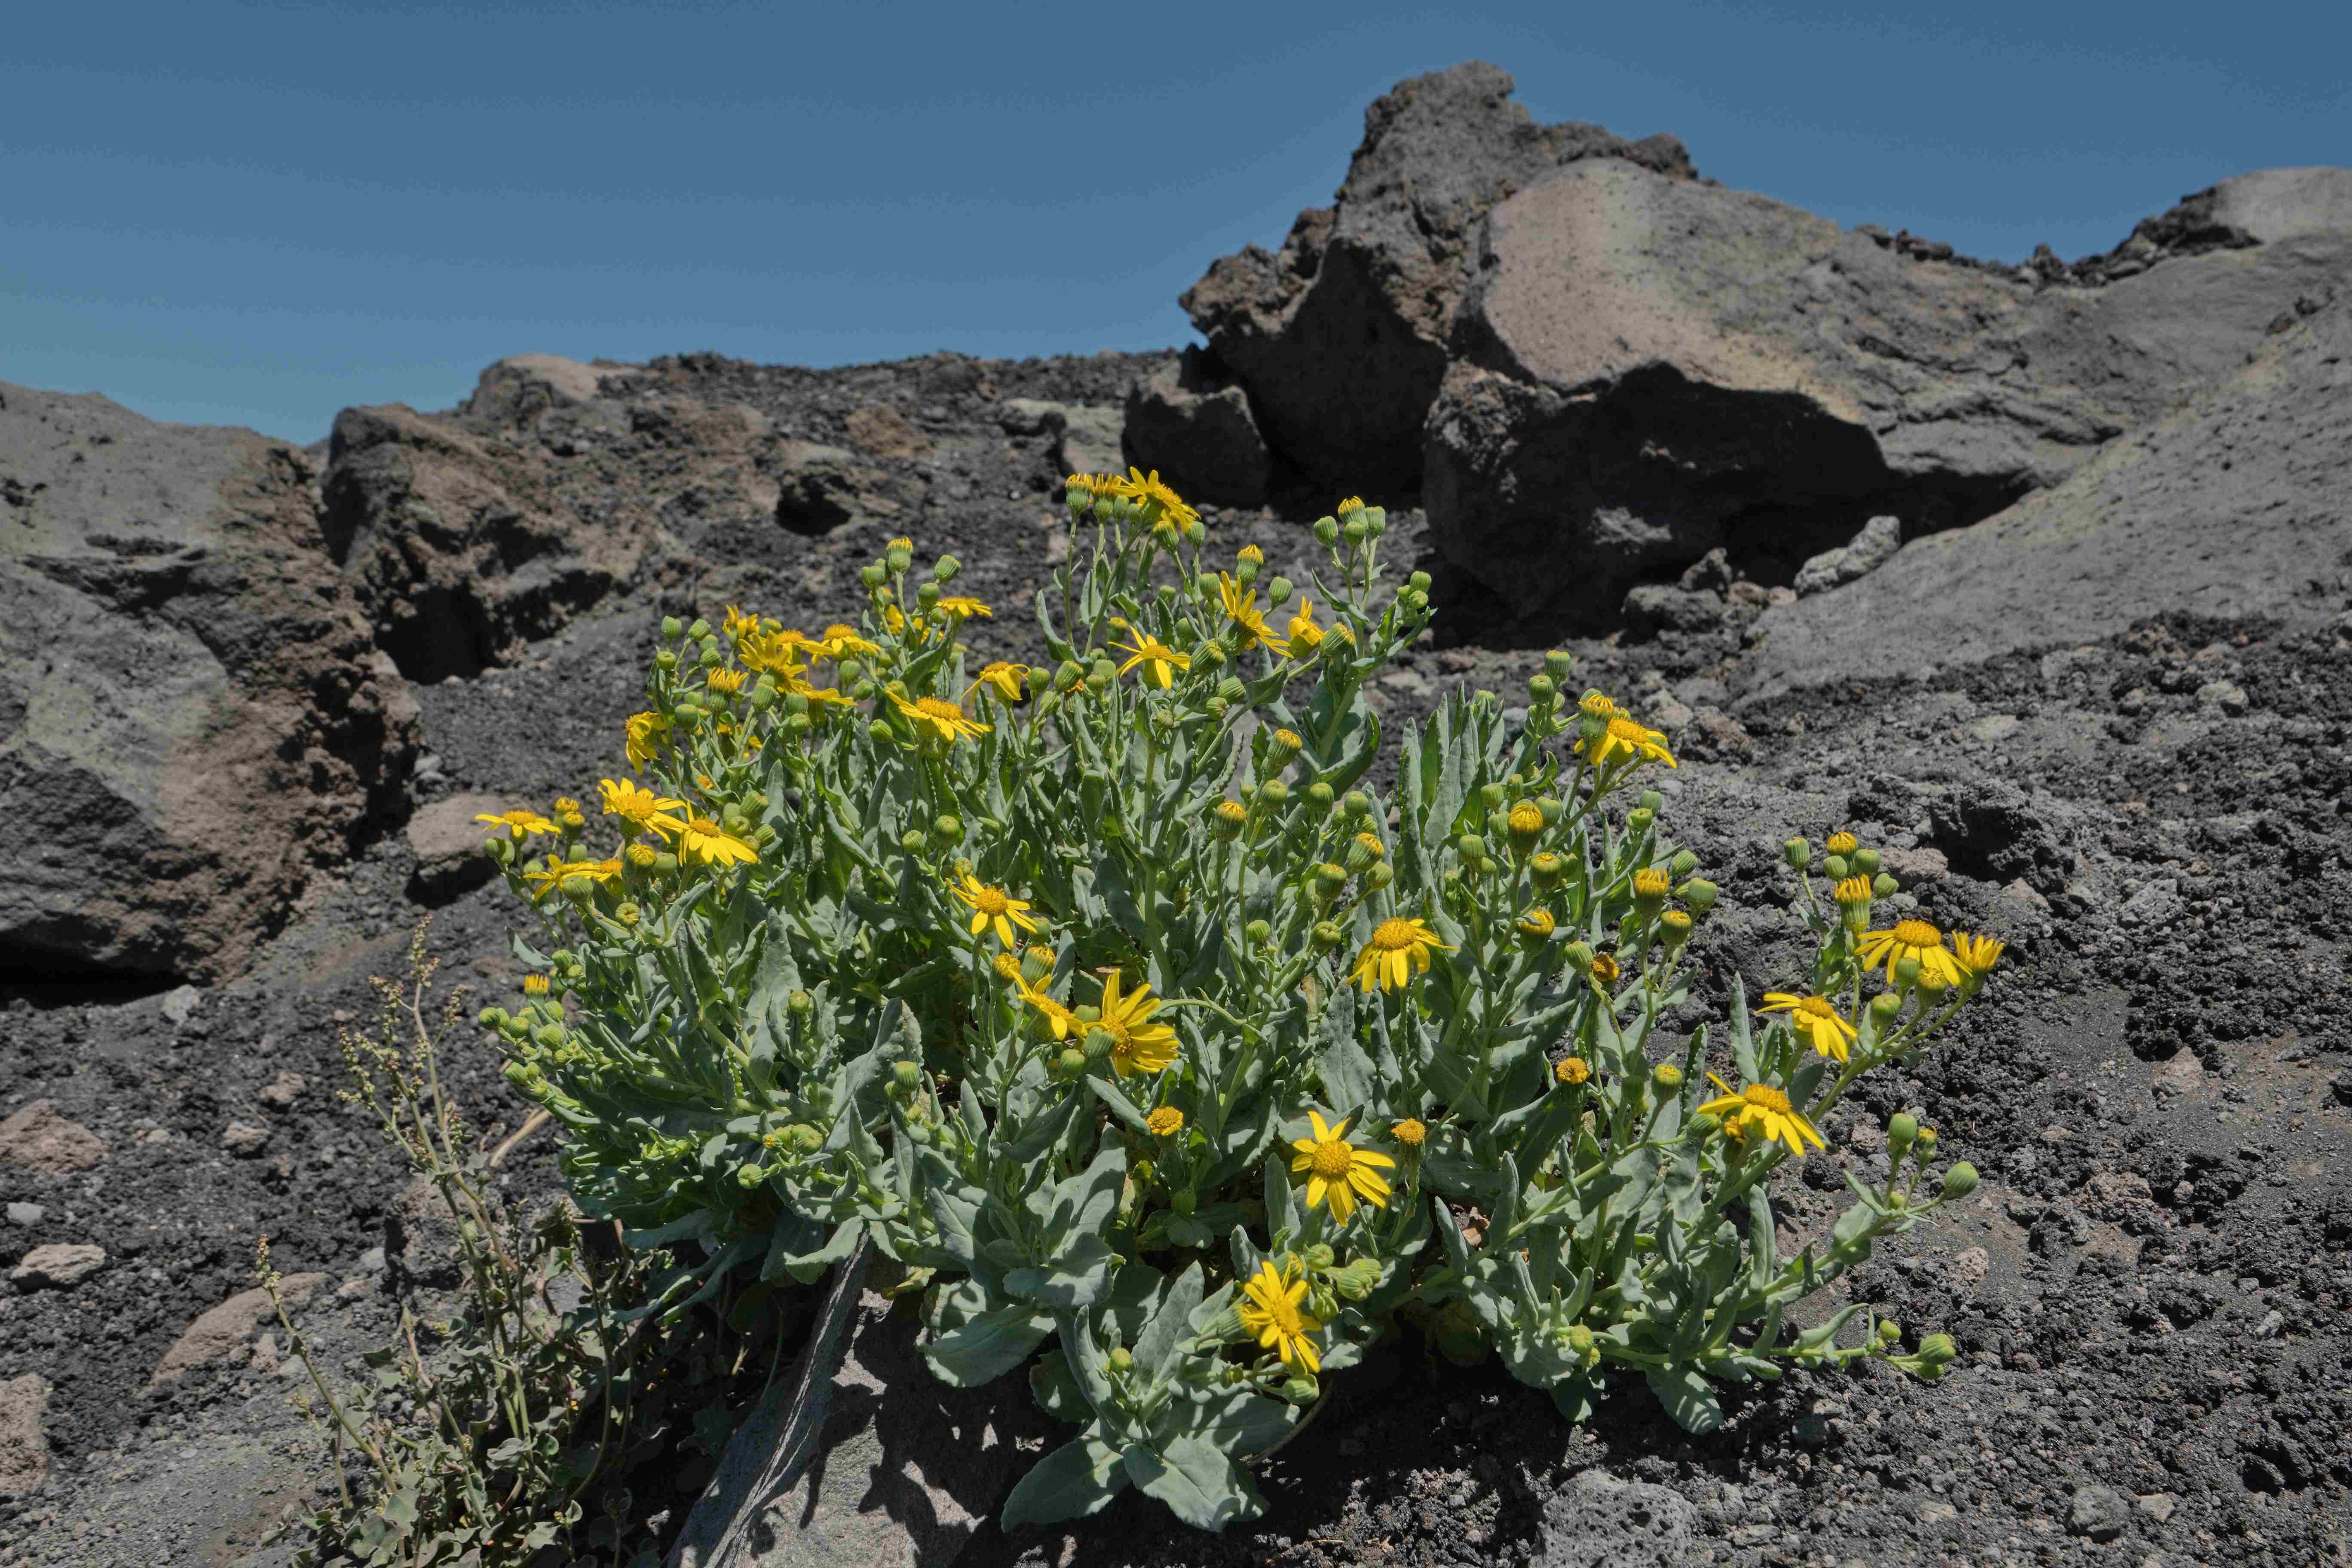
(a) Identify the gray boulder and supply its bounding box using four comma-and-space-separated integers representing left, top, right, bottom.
1424, 160, 2352, 620
772, 441, 889, 536
1182, 61, 1693, 493
1794, 514, 1904, 596
0, 384, 417, 983
1537, 1469, 1702, 1566
1737, 294, 2352, 701
1122, 347, 1271, 506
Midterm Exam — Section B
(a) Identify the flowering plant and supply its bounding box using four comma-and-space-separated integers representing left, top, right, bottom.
475, 471, 1995, 1531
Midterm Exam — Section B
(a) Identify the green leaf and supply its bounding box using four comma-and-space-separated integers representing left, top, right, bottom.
1029, 1350, 1093, 1422
1000, 1436, 1127, 1528
1125, 1434, 1263, 1532
1007, 1232, 1117, 1311
1192, 1391, 1294, 1456
1133, 1262, 1205, 1377
1645, 1363, 1725, 1436
923, 1302, 1054, 1387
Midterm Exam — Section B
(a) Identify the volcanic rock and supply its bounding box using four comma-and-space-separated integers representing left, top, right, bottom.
1424, 161, 2352, 619
1738, 293, 2352, 699
0, 385, 417, 983
403, 790, 513, 903
1182, 62, 1694, 493
0, 1100, 107, 1173
1121, 348, 1271, 506
148, 1273, 327, 1387
0, 1375, 49, 1496
773, 441, 891, 535
1793, 515, 1903, 596
10, 1242, 106, 1289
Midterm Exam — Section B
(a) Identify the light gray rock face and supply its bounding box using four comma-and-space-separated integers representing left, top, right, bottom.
0, 1375, 50, 1496
1424, 161, 2352, 620
1737, 295, 2352, 701
0, 383, 418, 983
1182, 61, 1694, 493
0, 1101, 107, 1173
403, 790, 509, 903
1122, 348, 1271, 506
148, 1274, 326, 1387
1537, 1469, 1702, 1566
9, 1242, 106, 1289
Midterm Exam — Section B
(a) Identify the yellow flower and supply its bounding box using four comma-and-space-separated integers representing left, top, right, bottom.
785, 674, 858, 712
676, 815, 759, 868
1577, 690, 1621, 721
1697, 1075, 1826, 1158
1826, 831, 1859, 857
1632, 867, 1672, 900
1112, 630, 1191, 690
1094, 970, 1180, 1078
721, 603, 761, 645
936, 595, 993, 624
738, 627, 818, 678
951, 872, 1041, 947
1951, 930, 2006, 979
820, 624, 881, 661
1335, 495, 1365, 518
1289, 1111, 1395, 1223
1017, 981, 1078, 1041
1588, 952, 1620, 986
1517, 907, 1556, 940
521, 973, 550, 996
1578, 713, 1677, 770
1555, 1056, 1590, 1086
888, 689, 990, 744
1237, 1257, 1322, 1374
1759, 993, 1858, 1063
1348, 917, 1453, 993
1857, 918, 1964, 987
1113, 466, 1199, 541
1237, 544, 1264, 565
524, 857, 620, 903
1285, 598, 1325, 655
1146, 1106, 1185, 1138
1216, 573, 1287, 654
1833, 875, 1874, 908
475, 807, 556, 841
623, 711, 670, 771
705, 667, 748, 695
964, 662, 1030, 705
598, 778, 687, 839
1390, 1117, 1426, 1148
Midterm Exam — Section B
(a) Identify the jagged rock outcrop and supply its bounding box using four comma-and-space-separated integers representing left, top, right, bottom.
1735, 295, 2352, 701
1180, 61, 1694, 493
1121, 348, 1271, 506
1423, 161, 2352, 619
0, 384, 416, 984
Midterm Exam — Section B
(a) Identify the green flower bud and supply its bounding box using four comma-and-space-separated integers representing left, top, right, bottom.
1625, 806, 1655, 837
1054, 1047, 1087, 1079
1869, 991, 1902, 1024
482, 834, 514, 864
1562, 940, 1595, 972
1215, 676, 1245, 704
1342, 790, 1372, 822
1638, 790, 1663, 814
891, 1059, 923, 1090
1342, 518, 1369, 546
1527, 672, 1556, 704
1364, 860, 1395, 891
477, 1006, 510, 1029
787, 990, 814, 1015
1851, 847, 1882, 875
933, 813, 965, 845
933, 553, 961, 582
885, 540, 913, 573
1783, 837, 1811, 871
1259, 778, 1289, 808
1406, 568, 1430, 591
1940, 1163, 1979, 1200
1682, 878, 1720, 914
900, 829, 928, 854
1536, 796, 1564, 827
1669, 849, 1699, 878
1311, 920, 1345, 952
1455, 833, 1488, 863
1530, 851, 1567, 890
661, 616, 684, 640
1688, 1110, 1722, 1140
1244, 918, 1272, 946
1878, 1318, 1904, 1345
1054, 659, 1085, 692
1873, 872, 1900, 899
1172, 1187, 1198, 1216
1887, 1112, 1919, 1160
1915, 1332, 1958, 1370
1914, 1127, 1939, 1161
915, 580, 941, 610
1652, 1062, 1684, 1090
655, 648, 679, 672
1822, 854, 1850, 880
531, 1024, 567, 1050
1265, 575, 1293, 606
1312, 515, 1339, 546
1304, 1243, 1335, 1271
1544, 649, 1575, 681
1108, 1346, 1134, 1374
1305, 781, 1335, 817
1083, 1025, 1118, 1061
1280, 1374, 1320, 1406
1893, 955, 1922, 989
1477, 782, 1507, 810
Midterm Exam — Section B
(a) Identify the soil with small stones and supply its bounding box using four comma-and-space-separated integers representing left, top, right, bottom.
4, 349, 2350, 1568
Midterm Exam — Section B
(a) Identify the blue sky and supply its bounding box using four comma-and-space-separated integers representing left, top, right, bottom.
7, 0, 2345, 443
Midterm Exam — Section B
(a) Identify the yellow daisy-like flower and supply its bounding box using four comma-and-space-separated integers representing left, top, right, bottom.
1555, 1056, 1590, 1086
1112, 630, 1191, 690
951, 872, 1041, 947
888, 689, 990, 744
1347, 917, 1454, 993
964, 662, 1030, 705
1588, 952, 1621, 986
1146, 1106, 1185, 1138
738, 628, 813, 680
935, 595, 993, 624
1216, 573, 1288, 655
1237, 1257, 1323, 1374
1697, 1074, 1826, 1158
1759, 992, 1859, 1063
721, 603, 761, 645
623, 711, 670, 772
819, 624, 881, 662
676, 815, 759, 868
1390, 1117, 1427, 1148
705, 667, 748, 695
521, 973, 550, 996
597, 778, 687, 839
1094, 970, 1181, 1078
1578, 712, 1678, 770
1285, 598, 1325, 656
1951, 930, 2006, 978
1856, 918, 1964, 987
1826, 831, 1859, 857
1632, 867, 1673, 900
1017, 980, 1078, 1042
1289, 1111, 1395, 1224
1114, 466, 1200, 542
475, 807, 557, 841
785, 674, 858, 712
523, 857, 621, 903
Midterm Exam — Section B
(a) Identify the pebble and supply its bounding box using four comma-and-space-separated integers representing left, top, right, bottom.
221, 1121, 272, 1157
2069, 1484, 2132, 1541
256, 1072, 306, 1110
3, 1204, 41, 1228
9, 1244, 106, 1289
2136, 1492, 2177, 1524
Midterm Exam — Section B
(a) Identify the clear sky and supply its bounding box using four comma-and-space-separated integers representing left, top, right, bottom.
7, 0, 2346, 444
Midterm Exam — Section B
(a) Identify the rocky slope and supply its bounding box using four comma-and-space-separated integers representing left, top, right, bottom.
4, 61, 2352, 1568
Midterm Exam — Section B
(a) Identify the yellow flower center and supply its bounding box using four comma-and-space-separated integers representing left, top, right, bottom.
1392, 1118, 1426, 1147
1367, 918, 1422, 952
1892, 919, 1943, 948
1508, 803, 1544, 835
968, 885, 1010, 915
1795, 996, 1838, 1020
1256, 1287, 1306, 1335
1634, 868, 1672, 897
1606, 716, 1651, 743
1101, 1019, 1133, 1057
687, 816, 724, 837
1147, 1107, 1184, 1136
1743, 1084, 1795, 1114
916, 697, 965, 723
1309, 1141, 1356, 1180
